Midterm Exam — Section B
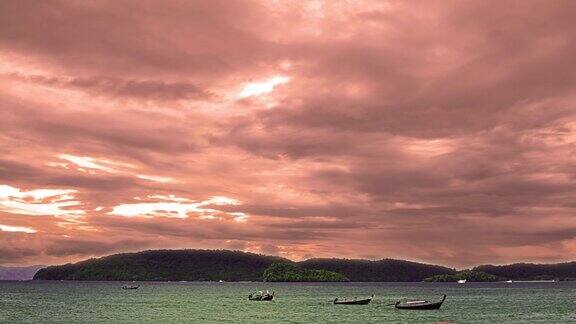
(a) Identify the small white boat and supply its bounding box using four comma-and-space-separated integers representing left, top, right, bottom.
457, 279, 467, 284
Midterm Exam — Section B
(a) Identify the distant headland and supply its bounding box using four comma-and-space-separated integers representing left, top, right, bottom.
29, 249, 576, 282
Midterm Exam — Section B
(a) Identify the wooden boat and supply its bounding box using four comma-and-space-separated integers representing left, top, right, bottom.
395, 295, 446, 310
333, 293, 374, 305
122, 285, 139, 290
248, 291, 274, 301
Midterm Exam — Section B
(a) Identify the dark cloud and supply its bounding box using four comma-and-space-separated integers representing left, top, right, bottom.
44, 238, 153, 257
0, 245, 40, 263
10, 74, 211, 101
0, 0, 274, 77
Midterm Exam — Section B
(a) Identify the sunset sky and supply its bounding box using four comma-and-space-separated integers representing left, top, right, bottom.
1, 0, 575, 268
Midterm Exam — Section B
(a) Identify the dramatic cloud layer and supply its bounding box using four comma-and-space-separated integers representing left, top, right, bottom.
1, 0, 575, 267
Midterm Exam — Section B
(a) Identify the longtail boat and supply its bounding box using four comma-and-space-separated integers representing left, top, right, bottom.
395, 295, 446, 310
122, 285, 139, 290
333, 293, 374, 305
248, 291, 274, 301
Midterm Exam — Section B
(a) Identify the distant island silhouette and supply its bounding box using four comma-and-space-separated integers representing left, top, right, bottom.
0, 265, 45, 281
30, 249, 576, 282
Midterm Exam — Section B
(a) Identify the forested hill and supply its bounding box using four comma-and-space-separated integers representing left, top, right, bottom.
263, 263, 349, 282
33, 249, 456, 282
34, 249, 576, 282
297, 258, 455, 282
474, 262, 576, 281
34, 250, 289, 281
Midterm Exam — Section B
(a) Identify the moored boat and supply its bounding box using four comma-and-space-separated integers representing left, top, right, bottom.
333, 293, 374, 305
122, 285, 139, 290
395, 295, 446, 310
248, 290, 274, 301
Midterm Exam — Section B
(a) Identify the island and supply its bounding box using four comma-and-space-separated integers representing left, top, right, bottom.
474, 262, 576, 281
299, 258, 455, 282
34, 249, 288, 282
31, 249, 576, 282
33, 249, 455, 282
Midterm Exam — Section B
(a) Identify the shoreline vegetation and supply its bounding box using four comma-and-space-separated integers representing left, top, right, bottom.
30, 249, 576, 282
263, 262, 349, 282
423, 270, 498, 282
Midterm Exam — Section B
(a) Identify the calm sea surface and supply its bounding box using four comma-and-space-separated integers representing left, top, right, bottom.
1, 281, 575, 323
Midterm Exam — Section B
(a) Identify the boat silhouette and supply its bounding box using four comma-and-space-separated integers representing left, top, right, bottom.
333, 293, 374, 305
395, 295, 446, 310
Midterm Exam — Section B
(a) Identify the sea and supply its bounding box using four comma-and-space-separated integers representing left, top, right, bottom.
0, 281, 574, 323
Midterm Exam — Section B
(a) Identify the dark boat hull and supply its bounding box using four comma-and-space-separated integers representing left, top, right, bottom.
395, 295, 446, 310
334, 299, 372, 305
395, 302, 442, 310
248, 293, 274, 301
334, 293, 374, 305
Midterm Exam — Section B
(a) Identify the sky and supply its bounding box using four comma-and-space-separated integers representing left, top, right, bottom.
1, 0, 575, 268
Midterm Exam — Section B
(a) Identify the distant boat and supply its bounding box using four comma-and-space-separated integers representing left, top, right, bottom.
395, 295, 446, 310
333, 293, 374, 305
122, 285, 139, 290
505, 280, 513, 283
457, 279, 467, 284
248, 290, 274, 301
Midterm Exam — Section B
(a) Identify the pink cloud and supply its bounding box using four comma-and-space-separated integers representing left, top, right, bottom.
0, 0, 575, 268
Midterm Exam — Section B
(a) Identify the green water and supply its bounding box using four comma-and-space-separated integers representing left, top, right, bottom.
1, 281, 574, 323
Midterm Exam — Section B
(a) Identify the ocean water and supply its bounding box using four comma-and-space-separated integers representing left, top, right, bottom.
0, 281, 575, 323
